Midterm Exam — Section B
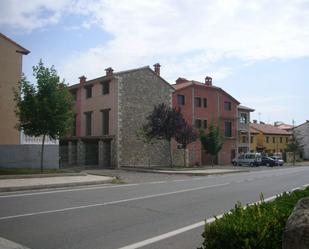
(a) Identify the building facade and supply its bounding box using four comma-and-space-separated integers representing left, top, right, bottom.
237, 105, 254, 155
250, 122, 291, 155
172, 76, 240, 165
61, 64, 174, 168
294, 120, 309, 160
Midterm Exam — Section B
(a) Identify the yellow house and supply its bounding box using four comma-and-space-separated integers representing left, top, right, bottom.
0, 33, 29, 144
250, 123, 291, 154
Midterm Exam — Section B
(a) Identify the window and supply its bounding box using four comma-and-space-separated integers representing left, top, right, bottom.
240, 113, 247, 123
195, 119, 202, 128
286, 137, 288, 143
102, 81, 110, 95
266, 136, 269, 143
280, 137, 283, 143
101, 109, 110, 135
85, 86, 92, 99
203, 120, 208, 129
224, 121, 232, 137
85, 112, 92, 136
250, 136, 254, 143
273, 149, 276, 153
242, 136, 246, 143
203, 98, 207, 108
273, 137, 275, 143
224, 101, 231, 111
177, 95, 185, 105
195, 97, 202, 107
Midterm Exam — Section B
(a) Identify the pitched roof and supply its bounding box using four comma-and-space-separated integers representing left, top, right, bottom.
0, 33, 30, 55
238, 105, 255, 112
276, 124, 293, 130
250, 123, 291, 135
171, 80, 240, 104
294, 120, 309, 129
69, 66, 174, 91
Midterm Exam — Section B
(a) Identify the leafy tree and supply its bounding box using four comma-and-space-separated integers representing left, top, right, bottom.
174, 122, 197, 167
143, 103, 185, 167
200, 123, 223, 167
14, 60, 74, 173
286, 129, 304, 166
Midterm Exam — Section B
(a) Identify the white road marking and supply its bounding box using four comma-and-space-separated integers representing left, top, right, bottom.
0, 183, 140, 198
291, 187, 300, 192
118, 184, 308, 249
173, 179, 189, 182
0, 182, 230, 221
148, 181, 166, 184
303, 184, 309, 187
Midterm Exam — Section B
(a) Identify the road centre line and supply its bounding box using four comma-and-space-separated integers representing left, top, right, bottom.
118, 184, 308, 249
0, 182, 230, 221
0, 183, 140, 198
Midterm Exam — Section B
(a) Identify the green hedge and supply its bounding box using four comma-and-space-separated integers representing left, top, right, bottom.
199, 187, 309, 249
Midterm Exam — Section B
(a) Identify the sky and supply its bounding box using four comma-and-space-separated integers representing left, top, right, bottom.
1, 0, 308, 125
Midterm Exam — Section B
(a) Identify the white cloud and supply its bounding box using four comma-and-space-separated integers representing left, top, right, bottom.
1, 0, 309, 83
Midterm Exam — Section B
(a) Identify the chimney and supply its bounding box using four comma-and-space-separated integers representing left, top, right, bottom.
175, 77, 188, 84
205, 76, 212, 86
153, 63, 161, 76
79, 75, 87, 84
253, 120, 257, 124
105, 67, 114, 77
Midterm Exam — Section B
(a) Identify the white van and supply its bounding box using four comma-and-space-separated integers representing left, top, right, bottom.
232, 153, 262, 166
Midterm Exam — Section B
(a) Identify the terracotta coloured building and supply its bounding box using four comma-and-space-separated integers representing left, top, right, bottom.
61, 64, 174, 168
172, 76, 240, 165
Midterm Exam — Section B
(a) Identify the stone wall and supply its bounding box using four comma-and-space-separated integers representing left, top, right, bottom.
295, 121, 309, 160
0, 144, 59, 168
117, 68, 174, 167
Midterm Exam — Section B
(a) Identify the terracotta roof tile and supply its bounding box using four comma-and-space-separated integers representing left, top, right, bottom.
250, 123, 291, 135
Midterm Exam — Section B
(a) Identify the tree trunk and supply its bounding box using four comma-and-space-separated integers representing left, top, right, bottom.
183, 147, 186, 167
40, 134, 46, 173
211, 155, 214, 168
170, 141, 173, 168
293, 151, 296, 166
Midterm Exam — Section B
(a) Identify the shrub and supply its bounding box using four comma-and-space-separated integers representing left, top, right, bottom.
199, 187, 309, 249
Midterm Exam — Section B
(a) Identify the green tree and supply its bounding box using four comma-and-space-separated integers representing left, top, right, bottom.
142, 103, 185, 167
14, 60, 74, 173
200, 123, 223, 167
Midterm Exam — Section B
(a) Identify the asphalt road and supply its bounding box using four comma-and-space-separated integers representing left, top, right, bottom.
0, 166, 308, 249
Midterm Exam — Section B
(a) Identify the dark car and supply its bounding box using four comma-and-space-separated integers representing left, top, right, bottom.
270, 156, 284, 166
261, 157, 279, 167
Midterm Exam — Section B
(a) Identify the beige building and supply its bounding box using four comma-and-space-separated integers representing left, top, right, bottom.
237, 105, 254, 155
0, 33, 29, 144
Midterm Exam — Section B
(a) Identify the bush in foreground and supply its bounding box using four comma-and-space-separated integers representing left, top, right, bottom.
199, 187, 309, 249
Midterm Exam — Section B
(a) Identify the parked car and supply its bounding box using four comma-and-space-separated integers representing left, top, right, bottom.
261, 157, 279, 167
232, 153, 262, 166
270, 156, 284, 166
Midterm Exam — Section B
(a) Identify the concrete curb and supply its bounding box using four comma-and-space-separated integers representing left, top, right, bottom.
0, 178, 114, 193
0, 237, 31, 249
121, 167, 249, 176
0, 172, 86, 180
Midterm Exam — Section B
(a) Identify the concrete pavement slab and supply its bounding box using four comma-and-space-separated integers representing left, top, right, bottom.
0, 174, 114, 192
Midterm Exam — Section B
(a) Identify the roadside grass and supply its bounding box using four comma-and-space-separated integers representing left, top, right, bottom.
0, 168, 80, 175
111, 177, 126, 184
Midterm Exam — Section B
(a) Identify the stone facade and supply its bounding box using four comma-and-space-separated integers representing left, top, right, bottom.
294, 121, 309, 160
62, 66, 174, 168
117, 68, 173, 166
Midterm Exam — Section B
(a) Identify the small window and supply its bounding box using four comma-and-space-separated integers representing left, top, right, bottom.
101, 109, 110, 135
266, 136, 269, 143
224, 121, 232, 137
203, 98, 207, 108
240, 113, 247, 123
195, 119, 202, 128
280, 137, 283, 143
250, 136, 254, 143
85, 86, 92, 99
195, 97, 202, 107
84, 112, 92, 136
203, 120, 207, 129
102, 81, 110, 95
273, 137, 275, 143
224, 101, 231, 111
177, 95, 185, 105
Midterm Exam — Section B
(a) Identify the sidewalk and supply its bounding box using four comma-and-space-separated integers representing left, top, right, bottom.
0, 174, 114, 192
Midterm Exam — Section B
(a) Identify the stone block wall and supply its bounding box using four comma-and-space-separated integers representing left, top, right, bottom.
117, 68, 173, 167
